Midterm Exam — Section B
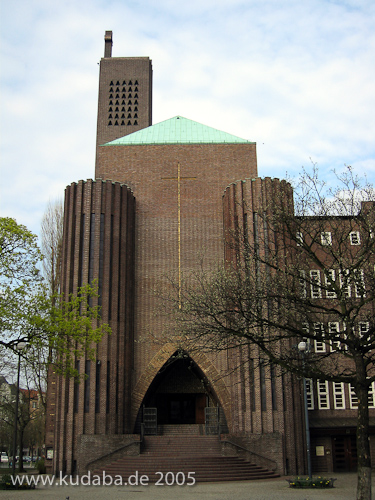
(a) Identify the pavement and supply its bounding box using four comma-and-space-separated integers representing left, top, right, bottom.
0, 473, 372, 500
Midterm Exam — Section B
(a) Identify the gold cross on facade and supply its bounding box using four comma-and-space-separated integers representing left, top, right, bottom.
162, 163, 196, 307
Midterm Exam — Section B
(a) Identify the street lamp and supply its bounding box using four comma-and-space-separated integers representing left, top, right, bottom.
11, 341, 28, 477
298, 340, 312, 479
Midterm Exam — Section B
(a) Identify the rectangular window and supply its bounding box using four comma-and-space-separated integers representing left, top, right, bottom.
306, 379, 314, 410
310, 270, 322, 298
299, 270, 307, 298
314, 323, 326, 352
333, 382, 345, 409
349, 384, 358, 409
329, 322, 341, 351
354, 269, 366, 298
350, 231, 361, 245
302, 322, 311, 345
340, 269, 351, 298
359, 321, 370, 345
325, 269, 337, 298
296, 232, 303, 246
369, 382, 375, 409
321, 231, 332, 246
317, 380, 330, 409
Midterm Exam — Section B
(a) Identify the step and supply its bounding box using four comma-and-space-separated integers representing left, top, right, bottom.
157, 424, 204, 435
92, 454, 279, 483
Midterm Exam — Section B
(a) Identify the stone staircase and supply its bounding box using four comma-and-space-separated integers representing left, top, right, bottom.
92, 427, 279, 483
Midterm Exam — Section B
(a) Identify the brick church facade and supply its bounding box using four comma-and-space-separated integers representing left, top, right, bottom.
45, 31, 374, 478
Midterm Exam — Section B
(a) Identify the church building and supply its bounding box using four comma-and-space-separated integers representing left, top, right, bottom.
45, 31, 374, 480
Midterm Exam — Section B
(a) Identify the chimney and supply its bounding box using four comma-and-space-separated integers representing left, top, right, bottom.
104, 31, 113, 58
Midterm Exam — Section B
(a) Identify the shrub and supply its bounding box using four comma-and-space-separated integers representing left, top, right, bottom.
287, 476, 336, 488
36, 458, 46, 474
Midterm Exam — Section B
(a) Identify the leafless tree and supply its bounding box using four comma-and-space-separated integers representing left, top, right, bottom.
168, 166, 374, 500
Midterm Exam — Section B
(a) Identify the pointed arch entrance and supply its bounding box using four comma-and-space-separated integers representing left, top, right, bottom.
132, 344, 231, 433
142, 351, 212, 425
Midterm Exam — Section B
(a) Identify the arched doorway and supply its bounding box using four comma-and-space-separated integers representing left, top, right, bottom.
140, 351, 222, 427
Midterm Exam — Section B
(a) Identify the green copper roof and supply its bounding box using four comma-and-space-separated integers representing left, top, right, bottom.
103, 116, 253, 145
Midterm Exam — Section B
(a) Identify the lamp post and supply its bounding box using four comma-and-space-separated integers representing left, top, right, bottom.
298, 340, 312, 479
11, 341, 27, 477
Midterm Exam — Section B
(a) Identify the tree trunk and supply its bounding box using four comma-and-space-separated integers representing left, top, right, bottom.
17, 429, 25, 473
356, 383, 372, 500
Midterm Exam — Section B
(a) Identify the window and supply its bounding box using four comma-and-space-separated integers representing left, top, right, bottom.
299, 270, 307, 298
32, 401, 37, 409
302, 322, 311, 345
369, 382, 375, 409
296, 232, 303, 246
325, 269, 337, 298
354, 269, 366, 298
317, 380, 330, 409
329, 322, 341, 351
349, 384, 358, 409
350, 383, 375, 409
321, 231, 332, 246
310, 270, 322, 298
333, 382, 345, 409
350, 231, 360, 245
359, 321, 370, 344
306, 379, 314, 410
339, 269, 351, 298
314, 322, 326, 352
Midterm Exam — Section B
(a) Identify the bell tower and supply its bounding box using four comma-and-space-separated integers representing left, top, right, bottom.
95, 31, 152, 166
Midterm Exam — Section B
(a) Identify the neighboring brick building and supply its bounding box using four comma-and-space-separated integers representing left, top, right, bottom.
45, 31, 374, 477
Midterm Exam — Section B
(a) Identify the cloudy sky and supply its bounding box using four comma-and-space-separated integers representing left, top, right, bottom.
1, 0, 374, 238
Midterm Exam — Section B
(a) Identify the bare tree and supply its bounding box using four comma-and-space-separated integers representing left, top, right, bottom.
170, 166, 374, 500
40, 199, 64, 298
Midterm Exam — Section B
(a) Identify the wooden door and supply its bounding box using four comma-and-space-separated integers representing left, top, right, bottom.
332, 435, 357, 472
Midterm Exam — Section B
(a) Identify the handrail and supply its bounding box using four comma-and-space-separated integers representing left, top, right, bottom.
221, 437, 278, 470
86, 438, 141, 469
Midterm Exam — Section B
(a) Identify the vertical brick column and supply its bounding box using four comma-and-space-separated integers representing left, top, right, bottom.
51, 179, 135, 474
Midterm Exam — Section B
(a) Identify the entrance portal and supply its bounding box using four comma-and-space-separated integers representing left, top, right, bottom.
140, 353, 216, 426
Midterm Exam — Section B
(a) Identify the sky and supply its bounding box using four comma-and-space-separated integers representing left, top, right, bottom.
1, 0, 374, 238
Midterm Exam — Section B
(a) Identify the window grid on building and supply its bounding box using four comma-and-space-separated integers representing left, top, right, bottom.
350, 231, 361, 245
301, 323, 312, 352
317, 380, 330, 409
340, 269, 351, 298
325, 269, 337, 298
369, 382, 375, 409
321, 231, 332, 246
358, 321, 370, 343
333, 382, 346, 409
306, 379, 314, 410
314, 323, 326, 352
310, 270, 322, 298
299, 270, 307, 298
329, 322, 341, 351
354, 269, 366, 298
350, 384, 358, 409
